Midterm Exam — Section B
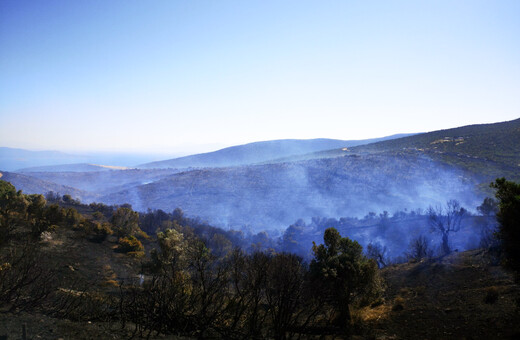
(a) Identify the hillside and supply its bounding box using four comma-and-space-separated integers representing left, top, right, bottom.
4, 120, 517, 232
306, 118, 520, 181
361, 249, 520, 339
0, 171, 93, 201
17, 168, 181, 196
0, 147, 180, 171
1, 179, 517, 339
138, 135, 414, 169
0, 147, 85, 171
18, 163, 131, 173
102, 153, 483, 230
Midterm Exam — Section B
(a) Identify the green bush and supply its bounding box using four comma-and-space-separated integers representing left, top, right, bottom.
491, 178, 520, 276
88, 222, 113, 243
117, 235, 144, 253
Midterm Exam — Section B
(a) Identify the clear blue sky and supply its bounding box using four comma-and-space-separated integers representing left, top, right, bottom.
1, 0, 519, 153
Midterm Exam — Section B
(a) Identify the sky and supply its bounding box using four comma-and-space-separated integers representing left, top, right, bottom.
1, 0, 519, 154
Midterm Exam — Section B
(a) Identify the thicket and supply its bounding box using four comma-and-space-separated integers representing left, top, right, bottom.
1, 180, 385, 338
3, 178, 515, 338
119, 226, 383, 338
491, 178, 520, 278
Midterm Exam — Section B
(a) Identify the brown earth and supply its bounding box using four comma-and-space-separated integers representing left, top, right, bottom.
1, 229, 519, 340
359, 250, 520, 340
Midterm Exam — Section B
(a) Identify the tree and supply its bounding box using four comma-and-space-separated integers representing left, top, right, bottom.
477, 197, 499, 216
150, 228, 189, 273
491, 178, 520, 276
265, 253, 306, 340
407, 235, 433, 261
26, 194, 50, 237
366, 242, 388, 268
0, 180, 28, 245
309, 228, 382, 330
117, 235, 144, 254
281, 222, 306, 255
476, 197, 500, 250
64, 207, 82, 228
111, 207, 140, 237
428, 199, 466, 255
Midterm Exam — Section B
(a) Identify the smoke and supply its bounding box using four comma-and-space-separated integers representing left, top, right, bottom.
16, 150, 491, 260
278, 209, 495, 262
97, 152, 485, 234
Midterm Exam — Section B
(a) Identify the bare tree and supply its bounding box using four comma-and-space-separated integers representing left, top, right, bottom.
407, 235, 433, 260
366, 242, 388, 268
428, 200, 466, 255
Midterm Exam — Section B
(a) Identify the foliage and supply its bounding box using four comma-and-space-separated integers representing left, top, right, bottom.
111, 207, 140, 237
87, 221, 113, 243
491, 178, 520, 276
477, 197, 499, 216
117, 235, 144, 254
0, 180, 28, 245
310, 228, 383, 330
64, 207, 82, 228
149, 228, 189, 274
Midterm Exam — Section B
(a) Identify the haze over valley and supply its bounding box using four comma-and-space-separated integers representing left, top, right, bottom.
2, 1, 520, 338
2, 119, 518, 236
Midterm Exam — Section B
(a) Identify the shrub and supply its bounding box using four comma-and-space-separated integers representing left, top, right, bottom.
117, 236, 144, 253
407, 235, 433, 261
310, 228, 384, 328
90, 222, 113, 242
491, 178, 520, 276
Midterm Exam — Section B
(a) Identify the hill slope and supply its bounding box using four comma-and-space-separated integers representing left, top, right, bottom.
0, 147, 181, 171
18, 163, 131, 173
103, 153, 483, 230
0, 147, 85, 171
363, 250, 520, 339
307, 118, 520, 181
0, 171, 93, 201
138, 135, 414, 169
17, 168, 181, 196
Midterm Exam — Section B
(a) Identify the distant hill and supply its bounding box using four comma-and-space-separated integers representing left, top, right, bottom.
138, 135, 415, 169
354, 118, 520, 159
0, 147, 85, 171
4, 120, 517, 231
0, 171, 93, 201
0, 147, 181, 171
103, 153, 483, 230
17, 168, 181, 196
300, 118, 520, 181
18, 163, 131, 173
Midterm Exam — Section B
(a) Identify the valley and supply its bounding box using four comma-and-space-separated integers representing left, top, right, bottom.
2, 119, 518, 234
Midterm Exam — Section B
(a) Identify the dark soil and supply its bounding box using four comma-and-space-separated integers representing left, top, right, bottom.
359, 249, 520, 339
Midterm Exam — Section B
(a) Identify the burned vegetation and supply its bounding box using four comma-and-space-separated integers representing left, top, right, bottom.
0, 178, 519, 339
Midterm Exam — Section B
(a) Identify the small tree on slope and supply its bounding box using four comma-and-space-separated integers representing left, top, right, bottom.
491, 178, 520, 277
309, 228, 382, 331
428, 199, 466, 255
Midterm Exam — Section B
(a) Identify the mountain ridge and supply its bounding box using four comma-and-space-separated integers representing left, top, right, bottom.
288, 118, 520, 181
137, 134, 415, 169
